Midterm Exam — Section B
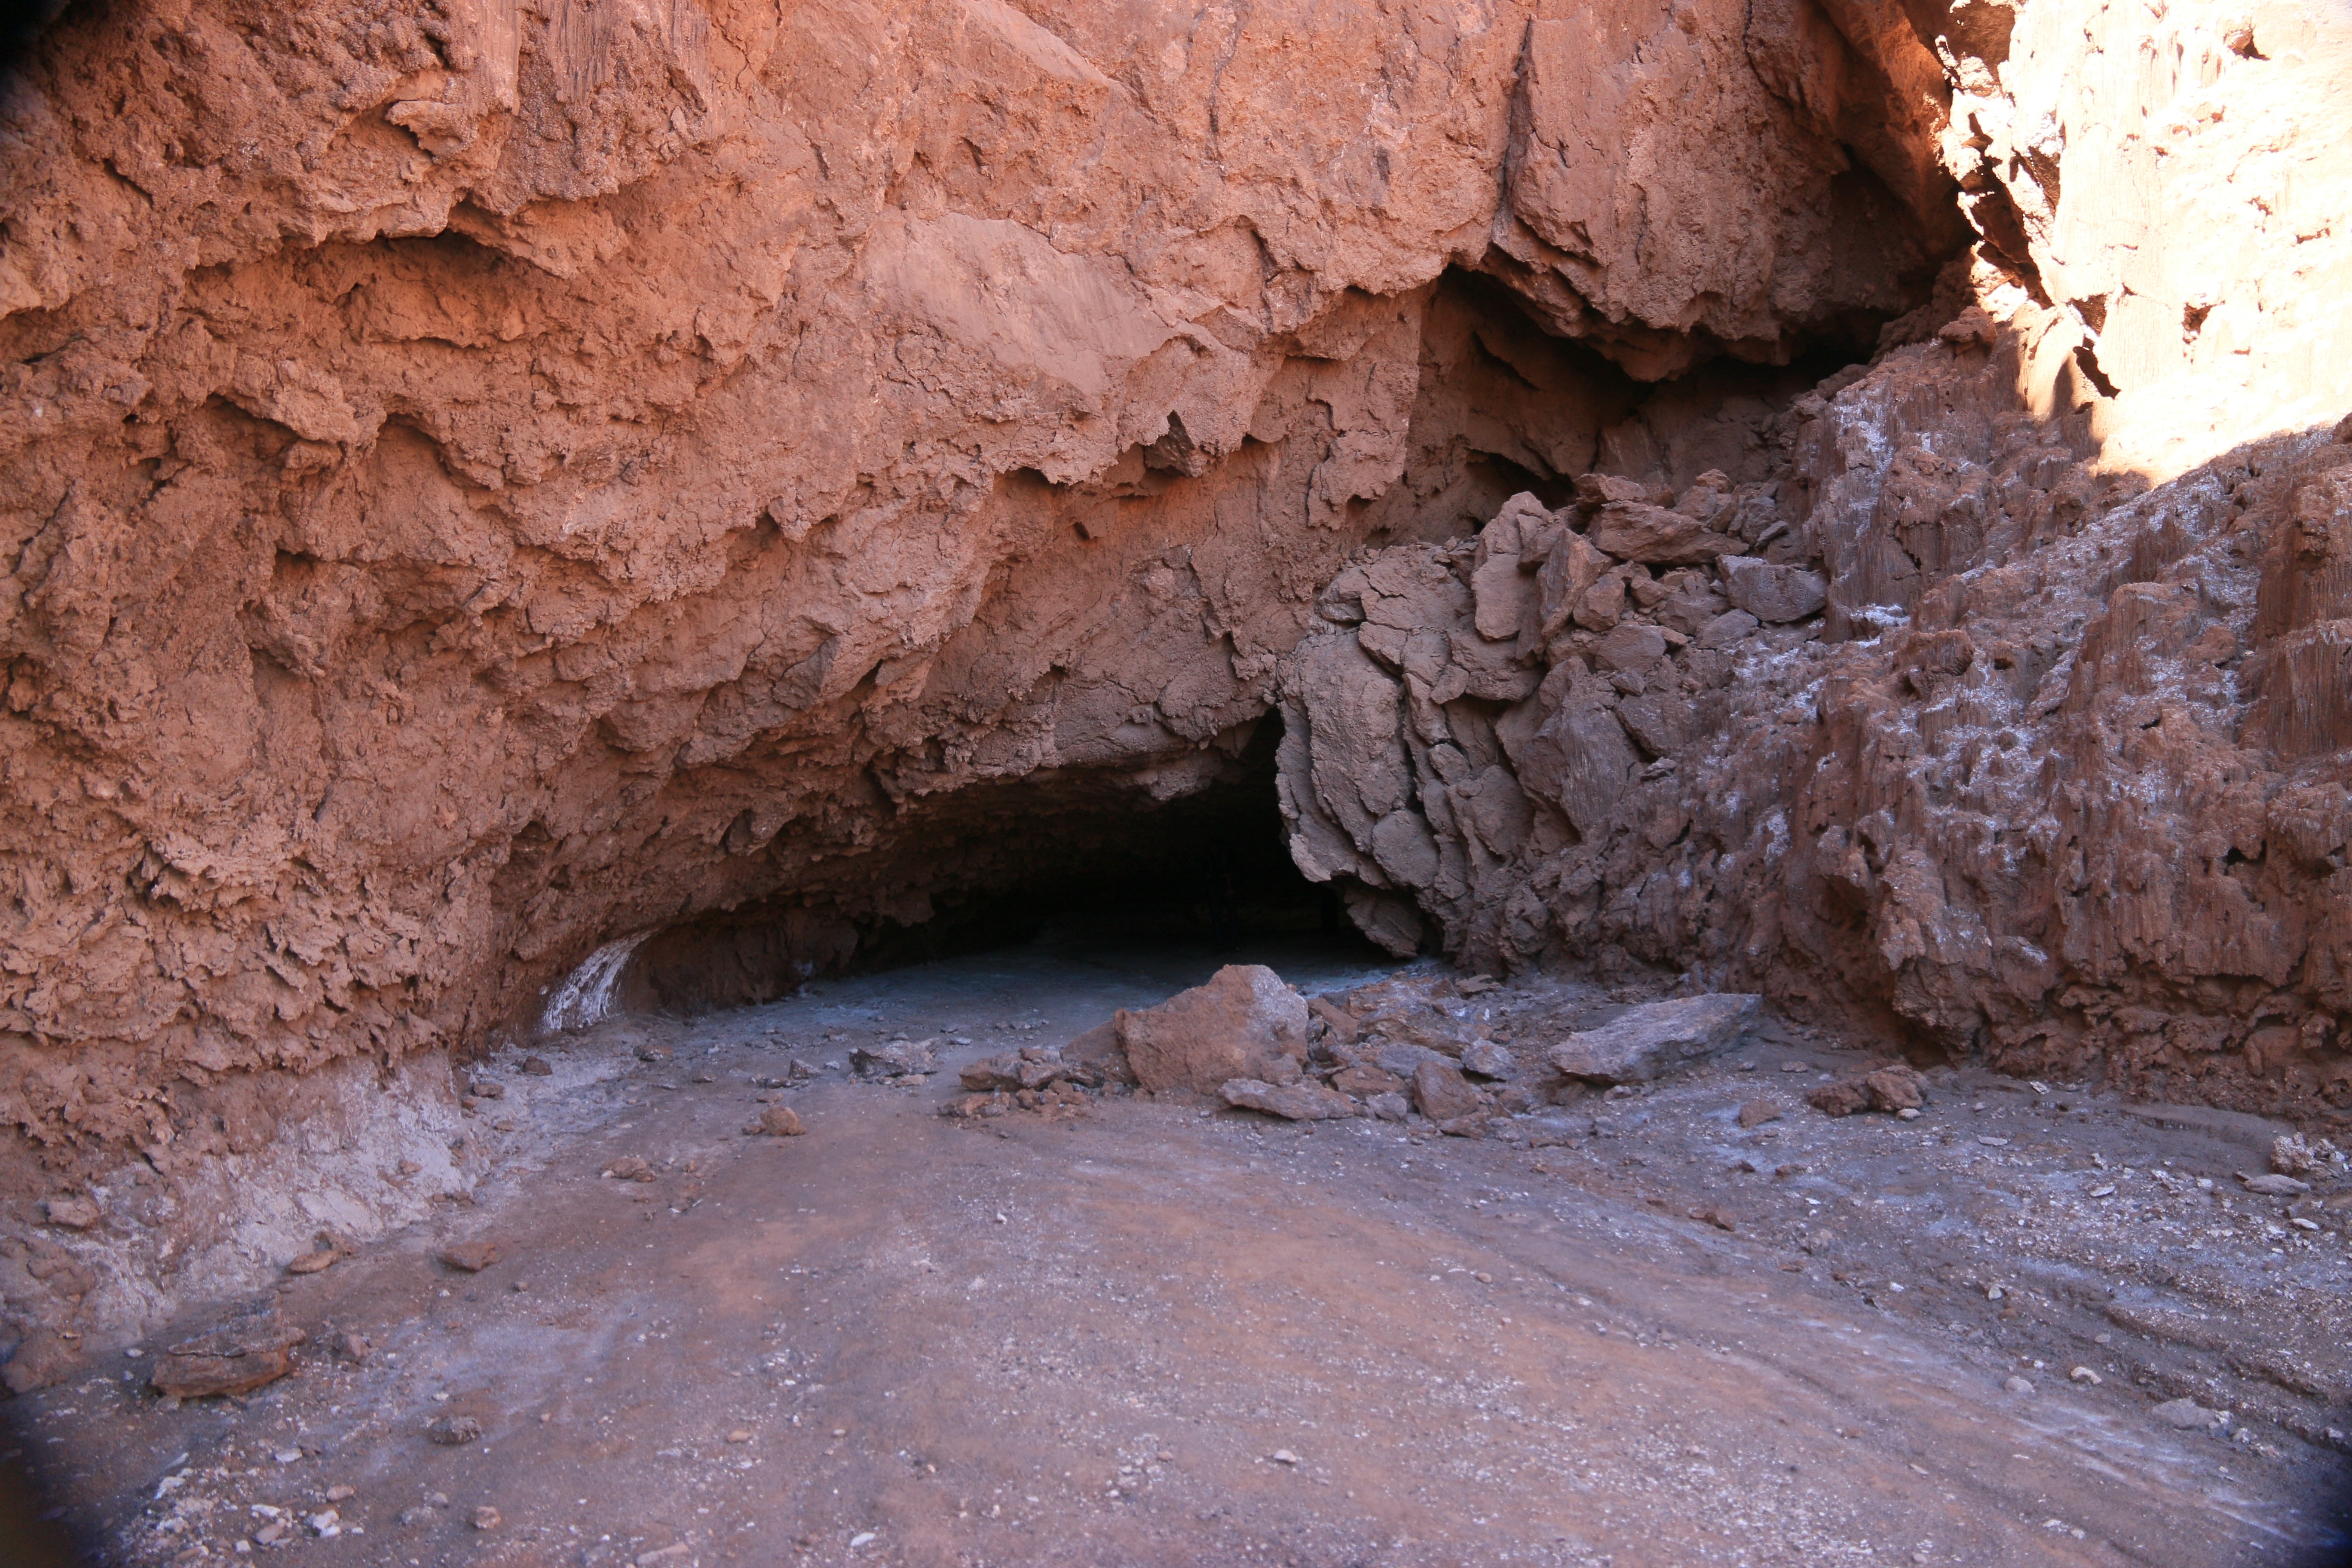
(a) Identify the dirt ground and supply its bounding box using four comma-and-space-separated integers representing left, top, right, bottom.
8, 925, 2352, 1568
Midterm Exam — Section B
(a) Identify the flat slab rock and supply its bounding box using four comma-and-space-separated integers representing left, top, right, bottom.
1219, 1078, 1360, 1121
148, 1298, 305, 1400
1547, 994, 1761, 1084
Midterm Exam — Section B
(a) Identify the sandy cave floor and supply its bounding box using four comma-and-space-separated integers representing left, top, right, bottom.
8, 928, 2352, 1568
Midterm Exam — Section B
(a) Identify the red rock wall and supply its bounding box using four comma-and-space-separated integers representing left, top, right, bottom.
0, 0, 1951, 1164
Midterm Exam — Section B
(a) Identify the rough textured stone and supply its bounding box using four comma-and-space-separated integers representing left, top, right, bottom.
851, 1040, 937, 1079
1548, 995, 1763, 1085
1114, 966, 1312, 1098
1719, 558, 1828, 624
754, 1106, 807, 1138
148, 1299, 304, 1400
1411, 1058, 1484, 1122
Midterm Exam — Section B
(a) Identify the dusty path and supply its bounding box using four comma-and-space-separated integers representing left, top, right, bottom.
9, 931, 2351, 1568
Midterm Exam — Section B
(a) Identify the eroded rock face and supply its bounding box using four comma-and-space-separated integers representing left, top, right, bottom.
0, 0, 1954, 1172
1278, 287, 2352, 1116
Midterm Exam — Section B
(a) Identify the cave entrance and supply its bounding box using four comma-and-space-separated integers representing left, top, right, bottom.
613, 719, 1387, 1018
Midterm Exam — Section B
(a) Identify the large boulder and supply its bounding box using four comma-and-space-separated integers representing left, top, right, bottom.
1115, 965, 1313, 1096
1547, 994, 1761, 1084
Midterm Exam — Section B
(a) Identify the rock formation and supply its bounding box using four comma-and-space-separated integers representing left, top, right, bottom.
0, 0, 2347, 1361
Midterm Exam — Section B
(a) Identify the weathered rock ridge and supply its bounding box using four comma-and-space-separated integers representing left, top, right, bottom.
0, 0, 2348, 1361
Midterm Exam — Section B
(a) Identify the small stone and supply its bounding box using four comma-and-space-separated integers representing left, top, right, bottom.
1808, 1081, 1871, 1118
2004, 1376, 2035, 1395
1460, 1040, 1515, 1079
307, 1508, 341, 1538
635, 1045, 672, 1063
1861, 1066, 1925, 1112
2069, 1366, 2101, 1385
469, 1079, 506, 1100
1366, 1091, 1410, 1122
325, 1485, 356, 1502
472, 1505, 501, 1530
727, 1428, 753, 1443
1778, 1060, 1809, 1073
1897, 1107, 1921, 1120
1736, 1099, 1781, 1129
40, 1194, 101, 1230
1687, 1204, 1737, 1232
2240, 1172, 2311, 1197
440, 1240, 499, 1273
1694, 608, 1759, 650
1269, 1449, 1301, 1465
852, 1038, 939, 1078
397, 1505, 436, 1528
254, 1523, 287, 1546
520, 1056, 554, 1076
427, 1415, 483, 1446
1411, 1058, 1483, 1122
285, 1250, 339, 1276
2152, 1397, 2226, 1430
603, 1155, 657, 1181
755, 1105, 808, 1137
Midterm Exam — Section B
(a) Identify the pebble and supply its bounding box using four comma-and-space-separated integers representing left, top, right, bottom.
1270, 1449, 1301, 1465
727, 1429, 753, 1443
2069, 1366, 2101, 1385
472, 1505, 502, 1530
325, 1485, 355, 1502
2003, 1376, 2035, 1395
521, 1056, 554, 1075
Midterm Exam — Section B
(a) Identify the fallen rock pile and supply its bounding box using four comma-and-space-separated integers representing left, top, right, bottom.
942, 1044, 1112, 1120
1059, 964, 1766, 1136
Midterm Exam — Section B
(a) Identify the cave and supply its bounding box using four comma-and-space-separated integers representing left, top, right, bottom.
5, 0, 2352, 1562
611, 720, 1388, 1017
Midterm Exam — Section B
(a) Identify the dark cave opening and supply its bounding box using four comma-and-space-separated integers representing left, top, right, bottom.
618, 718, 1387, 1017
